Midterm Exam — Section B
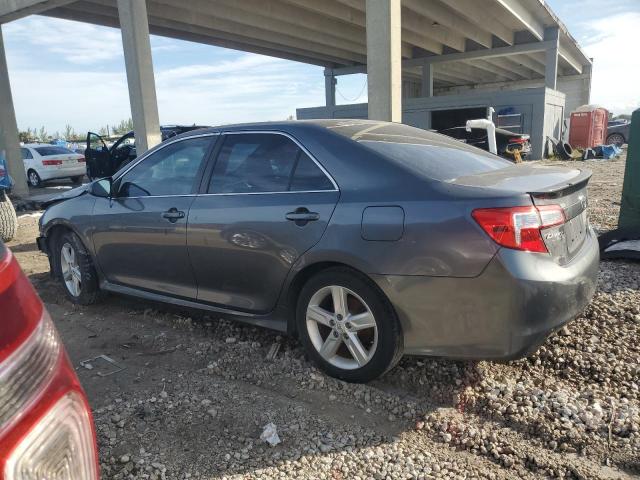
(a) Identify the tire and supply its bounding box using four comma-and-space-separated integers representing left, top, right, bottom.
607, 133, 625, 146
296, 267, 403, 383
70, 175, 83, 184
53, 230, 103, 305
27, 169, 42, 188
555, 142, 573, 160
0, 190, 18, 242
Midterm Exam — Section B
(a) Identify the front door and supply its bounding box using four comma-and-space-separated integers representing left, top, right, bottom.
188, 132, 339, 313
85, 132, 110, 180
92, 135, 216, 298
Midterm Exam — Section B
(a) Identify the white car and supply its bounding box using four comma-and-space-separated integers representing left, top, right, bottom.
21, 144, 87, 187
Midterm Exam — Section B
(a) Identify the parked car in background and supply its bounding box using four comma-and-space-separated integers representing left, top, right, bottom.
0, 241, 99, 479
85, 125, 209, 180
21, 144, 86, 187
438, 126, 531, 160
38, 120, 598, 383
606, 120, 630, 146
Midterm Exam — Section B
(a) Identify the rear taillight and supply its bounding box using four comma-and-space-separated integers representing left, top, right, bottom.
4, 391, 97, 480
509, 137, 528, 144
77, 157, 86, 163
0, 248, 99, 480
472, 205, 565, 253
42, 159, 63, 166
0, 311, 60, 437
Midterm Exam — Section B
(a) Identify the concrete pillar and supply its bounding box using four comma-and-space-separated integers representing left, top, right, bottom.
0, 26, 28, 196
544, 27, 559, 91
117, 0, 161, 153
324, 68, 336, 107
365, 0, 402, 122
421, 61, 433, 97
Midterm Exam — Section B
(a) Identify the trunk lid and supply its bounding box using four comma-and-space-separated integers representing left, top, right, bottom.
452, 165, 591, 264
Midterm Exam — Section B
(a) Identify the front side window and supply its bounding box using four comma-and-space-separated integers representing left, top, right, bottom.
116, 136, 212, 197
209, 133, 334, 193
21, 148, 33, 160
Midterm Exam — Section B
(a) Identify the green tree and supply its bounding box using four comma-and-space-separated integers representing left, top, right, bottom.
38, 126, 48, 142
64, 124, 76, 141
113, 118, 134, 135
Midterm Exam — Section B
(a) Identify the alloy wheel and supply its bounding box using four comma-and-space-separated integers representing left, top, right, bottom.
608, 133, 624, 146
306, 285, 378, 370
60, 242, 81, 297
28, 172, 39, 187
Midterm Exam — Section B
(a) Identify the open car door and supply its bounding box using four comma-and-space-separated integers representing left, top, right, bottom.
85, 132, 111, 180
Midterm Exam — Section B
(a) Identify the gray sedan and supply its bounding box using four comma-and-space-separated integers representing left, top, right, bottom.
37, 120, 599, 382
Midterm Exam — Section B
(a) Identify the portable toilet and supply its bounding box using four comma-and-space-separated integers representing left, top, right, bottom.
569, 105, 608, 149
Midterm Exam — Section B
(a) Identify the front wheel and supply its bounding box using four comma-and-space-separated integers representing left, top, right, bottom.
54, 231, 103, 305
296, 268, 403, 383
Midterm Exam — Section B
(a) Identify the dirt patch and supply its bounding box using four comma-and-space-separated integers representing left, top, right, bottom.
7, 155, 638, 479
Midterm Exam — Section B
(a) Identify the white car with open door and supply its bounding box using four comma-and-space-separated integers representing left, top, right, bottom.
21, 144, 87, 188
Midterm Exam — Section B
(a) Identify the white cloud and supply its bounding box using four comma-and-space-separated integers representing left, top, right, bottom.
582, 11, 640, 115
4, 17, 124, 65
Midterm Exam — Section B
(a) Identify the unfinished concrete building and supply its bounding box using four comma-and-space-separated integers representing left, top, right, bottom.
0, 0, 592, 195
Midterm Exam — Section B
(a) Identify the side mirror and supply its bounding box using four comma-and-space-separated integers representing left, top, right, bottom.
90, 178, 112, 198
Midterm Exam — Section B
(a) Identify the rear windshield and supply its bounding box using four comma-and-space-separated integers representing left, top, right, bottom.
35, 146, 74, 156
360, 141, 511, 182
326, 121, 512, 182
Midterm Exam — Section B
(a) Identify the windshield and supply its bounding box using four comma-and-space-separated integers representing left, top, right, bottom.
35, 146, 74, 156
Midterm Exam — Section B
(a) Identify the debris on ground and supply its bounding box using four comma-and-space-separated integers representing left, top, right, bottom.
259, 423, 282, 447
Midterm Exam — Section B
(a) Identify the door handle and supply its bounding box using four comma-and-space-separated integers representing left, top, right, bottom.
286, 207, 319, 226
162, 208, 185, 223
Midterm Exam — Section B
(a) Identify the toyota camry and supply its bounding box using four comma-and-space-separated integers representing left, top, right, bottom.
37, 120, 599, 382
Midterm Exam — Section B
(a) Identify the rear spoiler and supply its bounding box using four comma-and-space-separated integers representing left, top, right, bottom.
527, 168, 592, 197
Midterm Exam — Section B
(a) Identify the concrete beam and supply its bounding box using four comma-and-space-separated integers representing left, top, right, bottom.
436, 0, 514, 46
324, 68, 336, 107
366, 0, 401, 122
558, 44, 583, 74
403, 0, 493, 48
544, 26, 559, 90
421, 61, 433, 97
117, 0, 161, 153
0, 26, 28, 196
494, 0, 544, 40
0, 0, 75, 23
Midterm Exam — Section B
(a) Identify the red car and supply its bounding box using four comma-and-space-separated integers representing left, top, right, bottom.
0, 242, 99, 479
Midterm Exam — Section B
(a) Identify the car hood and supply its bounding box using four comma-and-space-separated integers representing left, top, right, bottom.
41, 183, 91, 208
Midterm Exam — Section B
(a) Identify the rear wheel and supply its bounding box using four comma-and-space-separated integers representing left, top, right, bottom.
27, 169, 42, 188
70, 175, 83, 184
607, 133, 625, 146
53, 231, 103, 305
296, 268, 403, 383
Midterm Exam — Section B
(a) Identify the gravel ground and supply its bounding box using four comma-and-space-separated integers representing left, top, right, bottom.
7, 153, 639, 479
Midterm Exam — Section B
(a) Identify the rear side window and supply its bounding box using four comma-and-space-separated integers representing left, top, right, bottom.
35, 146, 73, 156
289, 154, 334, 191
360, 141, 511, 182
21, 148, 33, 160
209, 133, 333, 193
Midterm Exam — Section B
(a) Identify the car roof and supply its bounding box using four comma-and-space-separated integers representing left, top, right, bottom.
23, 143, 60, 148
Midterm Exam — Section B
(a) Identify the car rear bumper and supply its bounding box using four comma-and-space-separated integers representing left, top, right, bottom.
37, 165, 86, 181
371, 226, 599, 360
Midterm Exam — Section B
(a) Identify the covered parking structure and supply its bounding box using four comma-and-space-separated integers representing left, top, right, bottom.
0, 0, 592, 196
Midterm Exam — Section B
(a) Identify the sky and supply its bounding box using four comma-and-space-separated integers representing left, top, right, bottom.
2, 0, 639, 134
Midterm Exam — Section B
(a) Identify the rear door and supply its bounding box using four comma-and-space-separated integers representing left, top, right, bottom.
91, 134, 216, 298
187, 132, 339, 313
